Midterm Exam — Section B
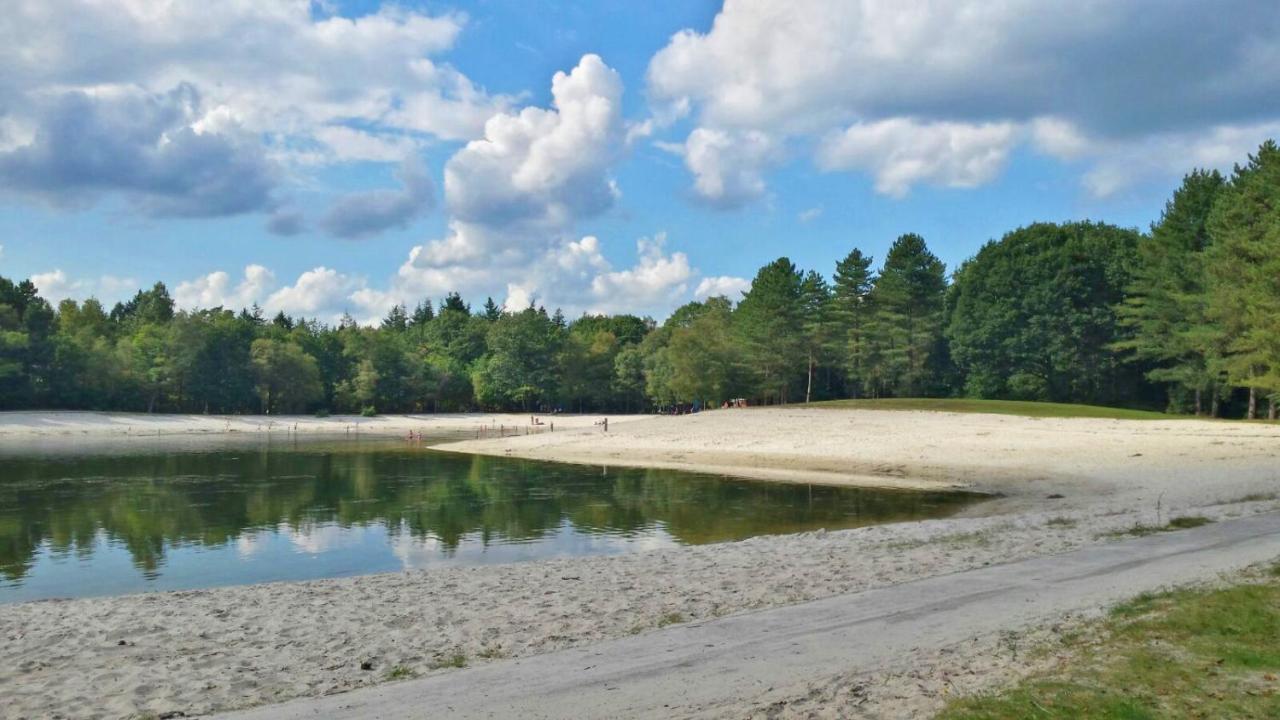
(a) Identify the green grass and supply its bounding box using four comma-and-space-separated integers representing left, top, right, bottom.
937, 572, 1280, 719
384, 665, 416, 681
656, 612, 686, 628
1167, 516, 1213, 530
476, 645, 507, 660
804, 398, 1178, 420
427, 652, 468, 670
1104, 516, 1214, 539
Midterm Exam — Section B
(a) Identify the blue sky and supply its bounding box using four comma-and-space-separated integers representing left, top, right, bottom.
1, 1, 1278, 322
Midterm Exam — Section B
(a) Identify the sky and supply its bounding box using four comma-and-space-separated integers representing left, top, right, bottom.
2, 0, 1279, 323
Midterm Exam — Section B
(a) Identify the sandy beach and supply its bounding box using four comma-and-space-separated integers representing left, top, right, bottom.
2, 407, 1280, 719
0, 410, 647, 443
441, 406, 1280, 511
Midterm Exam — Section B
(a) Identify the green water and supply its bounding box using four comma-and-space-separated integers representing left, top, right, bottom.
0, 437, 983, 602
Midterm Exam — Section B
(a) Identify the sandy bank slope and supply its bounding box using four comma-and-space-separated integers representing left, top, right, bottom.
0, 410, 646, 440
439, 407, 1280, 507
216, 512, 1280, 720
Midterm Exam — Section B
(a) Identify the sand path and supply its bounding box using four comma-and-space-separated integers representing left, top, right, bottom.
217, 511, 1280, 720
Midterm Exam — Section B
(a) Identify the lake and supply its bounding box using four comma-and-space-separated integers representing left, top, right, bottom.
0, 437, 983, 602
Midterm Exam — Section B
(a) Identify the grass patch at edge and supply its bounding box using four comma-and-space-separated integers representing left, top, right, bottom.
937, 572, 1280, 719
802, 398, 1177, 421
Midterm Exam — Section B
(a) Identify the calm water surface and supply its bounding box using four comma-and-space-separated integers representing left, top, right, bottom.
0, 436, 982, 602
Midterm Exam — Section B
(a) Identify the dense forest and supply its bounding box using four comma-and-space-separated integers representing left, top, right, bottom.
3, 141, 1279, 418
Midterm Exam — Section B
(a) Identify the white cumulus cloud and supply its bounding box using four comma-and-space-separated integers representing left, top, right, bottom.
647, 0, 1280, 199
0, 1, 507, 218
30, 269, 139, 305
694, 275, 750, 301
818, 118, 1019, 198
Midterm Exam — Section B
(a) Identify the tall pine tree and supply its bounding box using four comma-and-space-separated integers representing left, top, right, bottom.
831, 248, 875, 397
735, 258, 805, 403
1205, 141, 1280, 419
1116, 170, 1224, 414
865, 234, 946, 397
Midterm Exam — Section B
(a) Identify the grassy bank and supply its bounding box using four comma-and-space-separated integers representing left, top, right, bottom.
805, 398, 1175, 420
938, 565, 1280, 719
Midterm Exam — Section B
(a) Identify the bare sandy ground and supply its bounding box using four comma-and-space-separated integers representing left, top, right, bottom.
2, 407, 1280, 719
0, 409, 644, 441
440, 407, 1280, 512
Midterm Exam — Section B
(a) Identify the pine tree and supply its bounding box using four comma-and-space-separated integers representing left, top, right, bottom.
1205, 141, 1280, 418
799, 270, 833, 403
866, 234, 946, 397
1116, 170, 1224, 414
734, 258, 805, 403
831, 248, 875, 397
441, 292, 469, 315
409, 300, 434, 327
381, 304, 408, 332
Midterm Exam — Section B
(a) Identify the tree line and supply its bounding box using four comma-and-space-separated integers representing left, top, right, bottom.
3, 140, 1279, 418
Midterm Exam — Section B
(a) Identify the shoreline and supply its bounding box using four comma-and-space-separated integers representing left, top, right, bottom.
5, 407, 1280, 718
0, 409, 648, 440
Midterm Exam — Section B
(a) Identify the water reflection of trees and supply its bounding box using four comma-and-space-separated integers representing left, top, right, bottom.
0, 446, 979, 580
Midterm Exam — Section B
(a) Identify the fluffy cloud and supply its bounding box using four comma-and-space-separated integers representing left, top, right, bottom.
586, 234, 694, 315
0, 85, 276, 216
174, 265, 276, 310
443, 54, 623, 231
647, 0, 1280, 198
391, 54, 631, 308
0, 1, 505, 216
312, 127, 424, 165
265, 267, 363, 317
694, 275, 750, 301
30, 269, 138, 305
174, 264, 371, 323
818, 119, 1019, 198
1071, 122, 1280, 198
660, 128, 780, 207
319, 158, 436, 239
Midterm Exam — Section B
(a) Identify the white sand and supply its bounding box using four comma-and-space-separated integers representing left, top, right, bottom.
3, 407, 1280, 719
0, 409, 643, 440
441, 407, 1280, 511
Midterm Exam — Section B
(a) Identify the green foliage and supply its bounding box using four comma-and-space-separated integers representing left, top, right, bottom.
1204, 141, 1280, 417
948, 222, 1144, 405
250, 338, 323, 413
864, 233, 947, 397
666, 297, 740, 406
472, 308, 561, 410
1117, 170, 1225, 413
735, 257, 806, 403
809, 398, 1174, 420
831, 248, 875, 397
939, 577, 1280, 719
